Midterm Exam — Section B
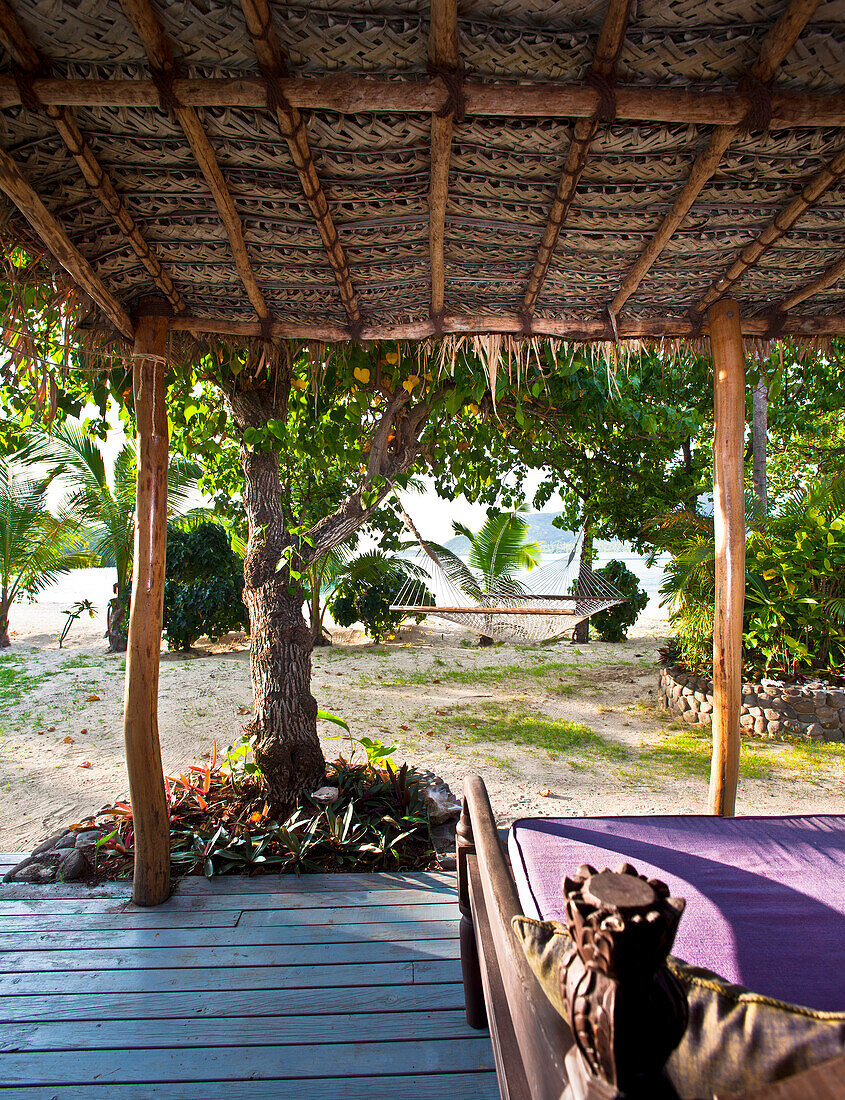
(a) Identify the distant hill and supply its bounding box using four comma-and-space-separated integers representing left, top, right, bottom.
443, 513, 579, 556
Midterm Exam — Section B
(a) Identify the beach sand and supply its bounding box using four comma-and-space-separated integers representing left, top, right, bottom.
1, 570, 842, 852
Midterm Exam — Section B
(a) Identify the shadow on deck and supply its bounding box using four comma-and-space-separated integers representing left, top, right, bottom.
0, 856, 497, 1098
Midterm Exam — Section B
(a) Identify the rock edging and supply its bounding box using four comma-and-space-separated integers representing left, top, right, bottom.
658, 665, 845, 743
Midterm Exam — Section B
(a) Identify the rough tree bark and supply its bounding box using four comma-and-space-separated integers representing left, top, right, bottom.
0, 593, 10, 647
240, 443, 324, 807
752, 377, 768, 514
223, 359, 439, 805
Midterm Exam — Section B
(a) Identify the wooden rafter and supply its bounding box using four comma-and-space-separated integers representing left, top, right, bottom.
0, 0, 183, 314
0, 77, 840, 129
693, 146, 845, 316
777, 254, 845, 313
167, 311, 845, 343
521, 0, 633, 318
608, 0, 822, 319
0, 144, 133, 337
118, 0, 270, 325
238, 0, 360, 331
428, 0, 460, 322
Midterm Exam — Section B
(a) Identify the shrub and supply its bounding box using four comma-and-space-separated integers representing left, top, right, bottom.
328, 551, 434, 642
591, 559, 649, 641
163, 522, 248, 650
661, 476, 845, 678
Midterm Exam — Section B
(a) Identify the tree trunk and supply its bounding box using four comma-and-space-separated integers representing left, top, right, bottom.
752, 378, 768, 514
572, 523, 593, 644
240, 445, 325, 807
0, 595, 10, 647
309, 567, 331, 646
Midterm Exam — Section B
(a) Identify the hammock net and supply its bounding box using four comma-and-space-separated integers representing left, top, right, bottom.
389, 500, 627, 645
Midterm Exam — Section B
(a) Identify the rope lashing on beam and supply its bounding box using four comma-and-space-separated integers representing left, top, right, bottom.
428, 63, 467, 123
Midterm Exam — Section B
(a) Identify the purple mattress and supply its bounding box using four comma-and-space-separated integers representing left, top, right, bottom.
509, 814, 845, 1011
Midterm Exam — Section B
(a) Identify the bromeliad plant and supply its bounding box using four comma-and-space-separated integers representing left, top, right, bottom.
92, 732, 435, 878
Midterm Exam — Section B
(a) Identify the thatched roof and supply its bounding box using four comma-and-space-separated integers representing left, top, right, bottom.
0, 0, 842, 345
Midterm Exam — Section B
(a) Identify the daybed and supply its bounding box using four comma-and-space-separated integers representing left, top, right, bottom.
457, 775, 845, 1100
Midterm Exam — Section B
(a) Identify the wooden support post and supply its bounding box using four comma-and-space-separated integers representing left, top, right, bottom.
124, 310, 171, 906
708, 299, 746, 818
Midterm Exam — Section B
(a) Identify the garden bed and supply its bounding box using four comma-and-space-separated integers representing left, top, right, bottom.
658, 664, 845, 743
3, 747, 460, 885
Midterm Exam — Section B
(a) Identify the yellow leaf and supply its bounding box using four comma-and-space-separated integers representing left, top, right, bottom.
384, 351, 398, 364
402, 375, 419, 394
292, 377, 307, 391
353, 366, 370, 384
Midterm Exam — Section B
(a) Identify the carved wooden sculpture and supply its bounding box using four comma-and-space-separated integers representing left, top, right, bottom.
560, 863, 688, 1100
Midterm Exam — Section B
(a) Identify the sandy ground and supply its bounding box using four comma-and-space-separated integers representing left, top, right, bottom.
1, 576, 843, 852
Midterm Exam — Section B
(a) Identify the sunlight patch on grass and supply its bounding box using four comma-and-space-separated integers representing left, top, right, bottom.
633, 730, 774, 781
778, 739, 845, 780
434, 701, 629, 764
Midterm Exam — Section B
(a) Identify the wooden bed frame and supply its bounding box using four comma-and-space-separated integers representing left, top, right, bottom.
456, 774, 845, 1100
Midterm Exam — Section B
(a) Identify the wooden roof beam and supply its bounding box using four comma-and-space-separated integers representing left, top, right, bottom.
0, 76, 842, 129
238, 0, 360, 332
0, 0, 184, 314
428, 0, 460, 324
608, 0, 822, 320
692, 145, 845, 318
0, 143, 132, 338
521, 0, 633, 318
167, 311, 845, 343
776, 253, 845, 314
118, 0, 270, 326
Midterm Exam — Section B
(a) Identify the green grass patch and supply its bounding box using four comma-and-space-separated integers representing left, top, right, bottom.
633, 730, 774, 781
372, 659, 585, 689
778, 738, 845, 779
435, 701, 629, 764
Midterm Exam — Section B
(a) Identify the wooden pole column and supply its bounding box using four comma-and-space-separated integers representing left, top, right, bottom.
124, 310, 171, 905
708, 299, 746, 817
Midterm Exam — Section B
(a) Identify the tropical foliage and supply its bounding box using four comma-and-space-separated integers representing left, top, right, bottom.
19, 422, 201, 648
657, 476, 845, 678
89, 737, 435, 877
328, 550, 433, 642
591, 560, 649, 642
163, 522, 248, 651
0, 456, 87, 646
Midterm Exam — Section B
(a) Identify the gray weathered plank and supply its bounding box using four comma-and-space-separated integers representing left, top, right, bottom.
0, 958, 462, 995
1, 937, 460, 972
0, 1036, 494, 1083
0, 900, 457, 933
2, 918, 457, 951
0, 983, 468, 1022
240, 900, 457, 926
0, 882, 133, 901
0, 885, 456, 912
173, 870, 456, 894
0, 1009, 479, 1052
0, 1071, 500, 1099
0, 909, 242, 933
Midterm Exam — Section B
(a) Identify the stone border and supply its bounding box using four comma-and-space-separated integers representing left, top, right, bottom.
657, 665, 845, 743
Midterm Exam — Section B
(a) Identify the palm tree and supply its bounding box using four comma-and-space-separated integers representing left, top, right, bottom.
20, 423, 201, 650
0, 457, 88, 647
426, 511, 542, 644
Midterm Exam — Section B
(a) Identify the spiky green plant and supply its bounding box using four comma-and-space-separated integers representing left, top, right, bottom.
424, 511, 542, 643
0, 456, 88, 646
19, 422, 201, 648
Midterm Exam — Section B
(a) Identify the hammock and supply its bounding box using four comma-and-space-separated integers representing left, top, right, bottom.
389, 497, 627, 644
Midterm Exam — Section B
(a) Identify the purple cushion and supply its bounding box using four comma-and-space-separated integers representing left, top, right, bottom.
509, 814, 845, 1011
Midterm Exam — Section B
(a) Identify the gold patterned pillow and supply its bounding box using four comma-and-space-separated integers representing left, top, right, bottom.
513, 915, 845, 1097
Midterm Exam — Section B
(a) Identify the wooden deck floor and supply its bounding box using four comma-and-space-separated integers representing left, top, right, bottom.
0, 855, 498, 1099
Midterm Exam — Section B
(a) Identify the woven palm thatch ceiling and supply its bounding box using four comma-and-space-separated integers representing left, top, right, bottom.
0, 0, 842, 344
